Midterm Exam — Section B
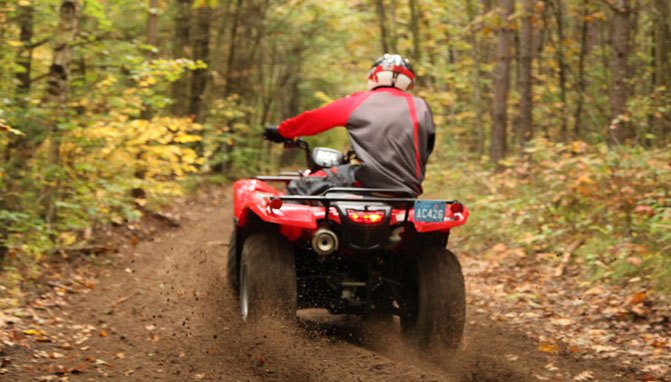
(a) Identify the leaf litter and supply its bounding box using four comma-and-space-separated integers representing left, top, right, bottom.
461, 244, 671, 381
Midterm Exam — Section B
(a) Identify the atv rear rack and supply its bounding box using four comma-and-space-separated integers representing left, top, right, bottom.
254, 175, 301, 182
270, 188, 460, 225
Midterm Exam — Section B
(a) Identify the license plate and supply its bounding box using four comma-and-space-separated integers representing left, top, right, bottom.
413, 200, 445, 222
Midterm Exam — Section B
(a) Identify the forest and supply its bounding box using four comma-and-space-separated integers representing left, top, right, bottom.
0, 0, 670, 380
0, 0, 670, 301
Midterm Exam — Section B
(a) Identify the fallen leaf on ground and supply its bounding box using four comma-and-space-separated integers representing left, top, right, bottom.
592, 345, 617, 353
573, 371, 594, 381
538, 342, 561, 354
505, 354, 519, 361
550, 318, 574, 326
544, 363, 559, 371
628, 292, 647, 305
94, 358, 112, 368
626, 256, 642, 267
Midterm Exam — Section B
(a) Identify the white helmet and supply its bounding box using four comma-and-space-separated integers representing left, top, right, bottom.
367, 53, 415, 91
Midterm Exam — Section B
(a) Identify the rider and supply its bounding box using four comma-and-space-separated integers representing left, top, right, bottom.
264, 53, 435, 197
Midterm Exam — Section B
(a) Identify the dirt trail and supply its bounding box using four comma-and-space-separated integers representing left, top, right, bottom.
3, 191, 636, 381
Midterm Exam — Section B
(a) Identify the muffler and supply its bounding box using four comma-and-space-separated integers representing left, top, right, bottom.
311, 228, 338, 258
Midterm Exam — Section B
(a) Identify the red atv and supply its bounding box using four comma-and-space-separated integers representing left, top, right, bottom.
227, 138, 469, 350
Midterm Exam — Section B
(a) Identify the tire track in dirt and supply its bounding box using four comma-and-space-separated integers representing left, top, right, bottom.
4, 191, 634, 381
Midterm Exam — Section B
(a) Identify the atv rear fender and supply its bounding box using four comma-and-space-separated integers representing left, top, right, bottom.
233, 179, 469, 241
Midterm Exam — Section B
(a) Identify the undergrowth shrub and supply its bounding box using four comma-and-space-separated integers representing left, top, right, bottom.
427, 139, 671, 290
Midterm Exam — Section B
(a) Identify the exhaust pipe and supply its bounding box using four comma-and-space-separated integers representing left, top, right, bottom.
312, 228, 338, 258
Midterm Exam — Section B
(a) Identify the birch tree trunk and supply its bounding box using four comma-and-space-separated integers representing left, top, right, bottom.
44, 0, 81, 223
490, 0, 514, 165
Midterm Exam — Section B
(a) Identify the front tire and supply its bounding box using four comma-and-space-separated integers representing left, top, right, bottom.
399, 245, 465, 352
239, 233, 297, 321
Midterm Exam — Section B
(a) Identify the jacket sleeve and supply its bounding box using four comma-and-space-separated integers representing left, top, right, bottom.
277, 92, 366, 138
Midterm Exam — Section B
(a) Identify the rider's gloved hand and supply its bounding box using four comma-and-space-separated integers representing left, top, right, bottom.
263, 125, 286, 143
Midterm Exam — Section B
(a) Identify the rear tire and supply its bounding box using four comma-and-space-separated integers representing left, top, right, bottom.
226, 228, 238, 294
400, 245, 465, 352
239, 233, 297, 321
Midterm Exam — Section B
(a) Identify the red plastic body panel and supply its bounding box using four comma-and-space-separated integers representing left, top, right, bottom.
233, 179, 469, 237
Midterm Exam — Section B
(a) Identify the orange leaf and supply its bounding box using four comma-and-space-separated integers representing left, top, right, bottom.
538, 342, 561, 354
627, 291, 646, 305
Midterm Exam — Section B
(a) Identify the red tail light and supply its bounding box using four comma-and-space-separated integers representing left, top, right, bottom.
346, 209, 386, 224
450, 202, 464, 214
268, 198, 283, 209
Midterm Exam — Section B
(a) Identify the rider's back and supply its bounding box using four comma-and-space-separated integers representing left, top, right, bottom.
345, 87, 434, 196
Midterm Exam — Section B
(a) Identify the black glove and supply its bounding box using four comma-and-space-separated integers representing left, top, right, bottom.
263, 125, 285, 143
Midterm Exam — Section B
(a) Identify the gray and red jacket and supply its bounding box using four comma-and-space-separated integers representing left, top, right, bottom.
278, 87, 435, 196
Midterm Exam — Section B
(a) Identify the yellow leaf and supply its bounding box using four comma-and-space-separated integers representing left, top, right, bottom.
173, 134, 201, 143
23, 329, 38, 335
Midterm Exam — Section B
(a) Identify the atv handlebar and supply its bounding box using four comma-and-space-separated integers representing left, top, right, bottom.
283, 138, 309, 151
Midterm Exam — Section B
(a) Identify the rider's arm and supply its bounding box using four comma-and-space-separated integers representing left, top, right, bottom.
277, 92, 368, 139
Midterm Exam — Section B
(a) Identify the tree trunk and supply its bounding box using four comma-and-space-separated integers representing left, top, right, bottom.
490, 0, 514, 166
653, 0, 671, 140
44, 0, 81, 224
171, 0, 192, 116
224, 0, 243, 96
16, 4, 33, 98
189, 4, 211, 121
409, 0, 421, 61
550, 0, 568, 140
517, 0, 534, 150
389, 0, 398, 52
573, 0, 589, 137
204, 3, 232, 102
141, 0, 160, 119
609, 0, 632, 144
465, 0, 484, 155
374, 0, 390, 53
146, 0, 159, 57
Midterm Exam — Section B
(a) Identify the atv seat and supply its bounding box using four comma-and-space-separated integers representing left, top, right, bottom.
321, 187, 414, 199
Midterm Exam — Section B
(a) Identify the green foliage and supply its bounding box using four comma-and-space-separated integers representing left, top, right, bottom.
426, 139, 671, 290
